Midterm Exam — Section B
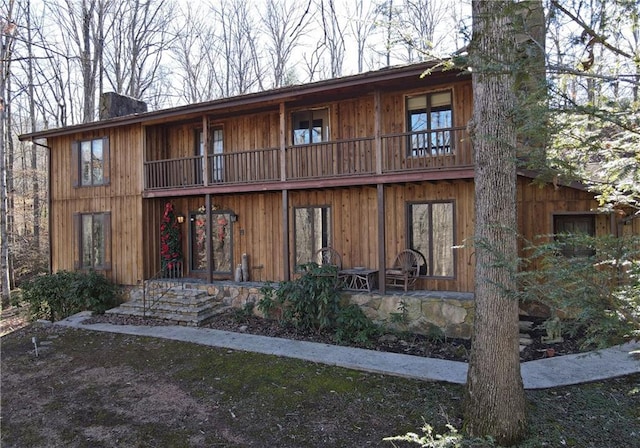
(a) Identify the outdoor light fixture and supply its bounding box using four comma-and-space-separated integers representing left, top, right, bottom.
176, 214, 185, 224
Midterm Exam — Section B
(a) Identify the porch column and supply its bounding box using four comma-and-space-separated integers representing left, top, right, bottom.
282, 190, 290, 281
202, 115, 209, 187
206, 194, 213, 283
374, 90, 382, 175
279, 102, 286, 181
377, 184, 386, 293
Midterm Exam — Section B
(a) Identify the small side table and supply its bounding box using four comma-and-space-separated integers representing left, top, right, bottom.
338, 268, 378, 292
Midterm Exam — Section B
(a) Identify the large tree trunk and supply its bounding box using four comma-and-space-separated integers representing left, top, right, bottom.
465, 0, 527, 445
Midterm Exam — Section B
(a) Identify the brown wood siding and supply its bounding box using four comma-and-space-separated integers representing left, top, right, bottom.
146, 111, 281, 161
289, 187, 380, 272
385, 181, 476, 292
517, 178, 608, 245
148, 193, 283, 282
517, 177, 612, 274
49, 125, 144, 285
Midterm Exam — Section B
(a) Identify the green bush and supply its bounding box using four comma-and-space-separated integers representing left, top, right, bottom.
335, 304, 380, 345
520, 234, 640, 348
259, 263, 380, 344
20, 270, 120, 322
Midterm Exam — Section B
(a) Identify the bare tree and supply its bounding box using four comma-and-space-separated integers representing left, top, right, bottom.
261, 0, 310, 88
170, 3, 218, 103
345, 0, 379, 73
1, 0, 18, 304
103, 0, 174, 100
46, 0, 108, 123
398, 0, 451, 61
302, 41, 328, 82
374, 0, 401, 67
318, 0, 346, 77
208, 0, 265, 97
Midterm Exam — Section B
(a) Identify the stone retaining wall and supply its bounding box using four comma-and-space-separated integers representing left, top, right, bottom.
129, 280, 475, 339
347, 291, 475, 339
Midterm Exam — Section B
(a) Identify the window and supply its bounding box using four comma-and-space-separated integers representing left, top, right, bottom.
292, 109, 329, 145
189, 211, 233, 273
196, 127, 224, 183
553, 214, 596, 257
408, 201, 455, 277
72, 137, 110, 187
294, 206, 331, 268
74, 212, 111, 270
406, 91, 452, 156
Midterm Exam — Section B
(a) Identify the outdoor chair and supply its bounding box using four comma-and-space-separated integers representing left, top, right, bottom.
300, 247, 343, 286
314, 246, 343, 270
385, 249, 421, 292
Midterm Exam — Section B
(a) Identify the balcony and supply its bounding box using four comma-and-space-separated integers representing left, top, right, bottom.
144, 127, 472, 191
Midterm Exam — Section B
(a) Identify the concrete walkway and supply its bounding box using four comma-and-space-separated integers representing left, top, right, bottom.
57, 312, 640, 390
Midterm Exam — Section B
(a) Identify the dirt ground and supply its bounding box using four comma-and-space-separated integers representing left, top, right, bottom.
2, 307, 639, 447
0, 306, 30, 337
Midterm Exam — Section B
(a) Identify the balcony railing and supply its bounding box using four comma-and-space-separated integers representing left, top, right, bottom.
286, 137, 376, 179
208, 147, 280, 185
381, 127, 471, 172
144, 127, 471, 191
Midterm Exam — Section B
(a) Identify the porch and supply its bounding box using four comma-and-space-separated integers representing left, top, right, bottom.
112, 279, 475, 339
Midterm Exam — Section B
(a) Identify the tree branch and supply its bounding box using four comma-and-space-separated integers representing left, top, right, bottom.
550, 0, 633, 59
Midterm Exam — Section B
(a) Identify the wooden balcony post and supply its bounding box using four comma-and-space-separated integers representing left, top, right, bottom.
279, 102, 286, 182
374, 90, 382, 175
282, 190, 290, 281
377, 183, 386, 293
202, 116, 209, 187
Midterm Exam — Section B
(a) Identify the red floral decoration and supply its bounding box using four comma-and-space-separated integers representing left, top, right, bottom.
160, 202, 182, 271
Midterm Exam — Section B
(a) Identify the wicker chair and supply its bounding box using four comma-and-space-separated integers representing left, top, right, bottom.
385, 249, 421, 292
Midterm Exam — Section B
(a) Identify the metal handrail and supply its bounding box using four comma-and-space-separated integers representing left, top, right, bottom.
142, 261, 184, 318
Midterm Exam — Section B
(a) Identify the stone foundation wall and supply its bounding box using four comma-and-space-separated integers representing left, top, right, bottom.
347, 291, 475, 339
134, 280, 475, 339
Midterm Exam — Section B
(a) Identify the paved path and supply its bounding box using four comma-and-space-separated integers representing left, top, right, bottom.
57, 312, 640, 390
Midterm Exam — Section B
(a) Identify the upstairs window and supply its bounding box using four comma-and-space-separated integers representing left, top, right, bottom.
72, 137, 110, 187
406, 91, 452, 156
196, 127, 224, 183
292, 109, 329, 145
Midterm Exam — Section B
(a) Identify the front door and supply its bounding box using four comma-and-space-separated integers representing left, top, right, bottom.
189, 211, 233, 276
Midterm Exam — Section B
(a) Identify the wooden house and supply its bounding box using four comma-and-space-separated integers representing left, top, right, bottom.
20, 62, 632, 334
